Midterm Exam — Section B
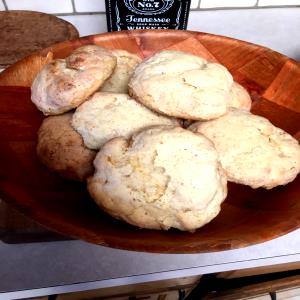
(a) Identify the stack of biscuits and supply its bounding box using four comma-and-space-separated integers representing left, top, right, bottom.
31, 45, 300, 232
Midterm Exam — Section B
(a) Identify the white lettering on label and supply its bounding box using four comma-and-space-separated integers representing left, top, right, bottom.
127, 26, 169, 29
137, 2, 160, 8
126, 14, 170, 23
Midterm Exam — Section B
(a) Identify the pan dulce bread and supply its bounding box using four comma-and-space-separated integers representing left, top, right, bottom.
189, 108, 300, 189
88, 126, 227, 231
228, 82, 252, 110
32, 45, 300, 232
183, 81, 252, 128
101, 49, 142, 93
128, 50, 234, 120
37, 113, 96, 181
71, 92, 179, 150
31, 45, 117, 115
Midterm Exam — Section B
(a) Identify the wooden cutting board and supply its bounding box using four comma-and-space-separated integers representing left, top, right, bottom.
0, 10, 79, 68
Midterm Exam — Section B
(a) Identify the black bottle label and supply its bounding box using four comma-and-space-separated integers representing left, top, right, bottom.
105, 0, 191, 31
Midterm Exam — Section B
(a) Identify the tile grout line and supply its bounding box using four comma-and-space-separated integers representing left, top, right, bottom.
53, 5, 300, 16
71, 0, 77, 13
2, 2, 300, 14
2, 0, 8, 10
56, 12, 106, 16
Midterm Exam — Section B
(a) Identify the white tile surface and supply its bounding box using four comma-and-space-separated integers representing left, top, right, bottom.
6, 0, 73, 14
74, 0, 199, 12
191, 0, 199, 9
201, 0, 256, 8
59, 14, 107, 36
74, 0, 106, 12
188, 8, 300, 60
0, 0, 5, 10
259, 0, 300, 6
58, 7, 300, 62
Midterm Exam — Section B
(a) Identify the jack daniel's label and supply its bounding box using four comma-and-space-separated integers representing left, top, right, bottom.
105, 0, 191, 31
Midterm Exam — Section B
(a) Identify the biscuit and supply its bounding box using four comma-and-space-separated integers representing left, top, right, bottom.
128, 50, 233, 120
101, 49, 142, 93
37, 113, 96, 181
228, 82, 252, 110
189, 109, 300, 189
88, 126, 227, 231
181, 81, 251, 128
295, 131, 300, 142
71, 92, 179, 150
31, 45, 117, 115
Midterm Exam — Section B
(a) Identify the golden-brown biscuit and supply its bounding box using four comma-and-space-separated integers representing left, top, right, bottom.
37, 113, 96, 181
31, 45, 117, 115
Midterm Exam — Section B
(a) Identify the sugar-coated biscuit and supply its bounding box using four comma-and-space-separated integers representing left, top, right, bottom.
128, 50, 233, 120
189, 109, 300, 189
37, 113, 96, 181
31, 45, 116, 115
101, 49, 142, 93
72, 92, 180, 150
88, 126, 227, 231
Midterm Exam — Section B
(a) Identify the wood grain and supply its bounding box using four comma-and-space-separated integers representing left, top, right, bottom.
0, 30, 299, 253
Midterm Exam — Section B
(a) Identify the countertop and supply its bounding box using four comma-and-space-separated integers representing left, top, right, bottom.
0, 229, 300, 299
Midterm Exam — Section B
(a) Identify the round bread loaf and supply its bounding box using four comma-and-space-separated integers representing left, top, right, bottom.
31, 45, 117, 115
128, 50, 233, 120
88, 126, 227, 231
101, 49, 142, 93
71, 92, 180, 150
189, 109, 300, 189
37, 113, 96, 181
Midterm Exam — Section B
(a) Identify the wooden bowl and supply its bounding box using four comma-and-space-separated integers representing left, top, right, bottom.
0, 30, 299, 253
